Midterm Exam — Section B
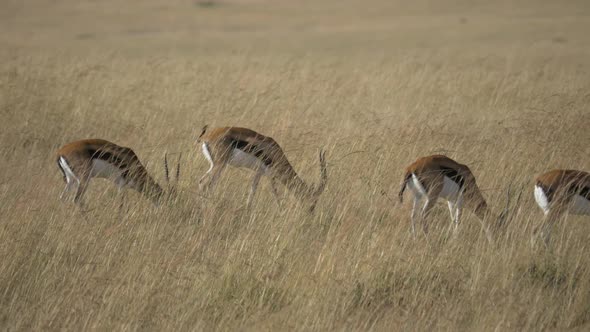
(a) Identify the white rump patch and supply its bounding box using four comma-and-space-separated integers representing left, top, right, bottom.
570, 194, 590, 215
229, 148, 269, 173
91, 159, 124, 179
534, 185, 550, 215
59, 156, 78, 184
439, 176, 462, 200
408, 174, 427, 197
202, 143, 214, 172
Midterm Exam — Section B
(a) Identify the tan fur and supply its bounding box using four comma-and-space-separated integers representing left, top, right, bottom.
198, 126, 327, 209
535, 169, 590, 207
399, 155, 501, 240
532, 169, 590, 246
56, 139, 163, 204
401, 155, 490, 219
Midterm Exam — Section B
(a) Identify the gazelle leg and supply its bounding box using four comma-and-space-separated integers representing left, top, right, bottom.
270, 178, 282, 207
452, 194, 463, 233
455, 204, 462, 231
411, 195, 422, 235
421, 198, 436, 234
447, 201, 455, 224
73, 176, 90, 207
247, 168, 264, 209
60, 181, 76, 201
198, 171, 212, 189
201, 164, 226, 193
115, 178, 127, 218
540, 210, 561, 247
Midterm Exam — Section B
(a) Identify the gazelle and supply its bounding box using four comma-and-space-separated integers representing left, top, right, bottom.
197, 126, 327, 211
398, 155, 506, 241
533, 169, 590, 245
56, 139, 179, 206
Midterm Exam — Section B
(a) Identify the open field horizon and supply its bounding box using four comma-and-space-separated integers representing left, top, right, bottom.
1, 0, 590, 330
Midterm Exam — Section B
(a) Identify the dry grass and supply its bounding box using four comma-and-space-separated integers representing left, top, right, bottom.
1, 0, 590, 330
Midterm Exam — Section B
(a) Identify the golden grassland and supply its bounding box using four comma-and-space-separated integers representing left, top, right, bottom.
1, 0, 590, 330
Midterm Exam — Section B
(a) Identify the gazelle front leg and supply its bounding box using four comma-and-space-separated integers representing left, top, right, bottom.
411, 194, 423, 235
448, 194, 463, 234
269, 178, 282, 207
73, 176, 90, 206
537, 209, 561, 247
420, 197, 436, 234
115, 177, 128, 218
247, 168, 264, 209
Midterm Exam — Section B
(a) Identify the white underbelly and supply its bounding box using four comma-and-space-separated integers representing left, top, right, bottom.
570, 194, 590, 215
91, 159, 124, 179
439, 176, 461, 200
407, 174, 461, 201
229, 148, 269, 173
534, 185, 550, 215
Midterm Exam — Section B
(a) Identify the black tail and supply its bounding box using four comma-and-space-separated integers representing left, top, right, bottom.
398, 172, 411, 203
197, 125, 208, 142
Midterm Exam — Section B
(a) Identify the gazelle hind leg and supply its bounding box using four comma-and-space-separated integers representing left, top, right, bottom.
201, 163, 227, 193
411, 195, 423, 235
540, 209, 561, 247
60, 181, 77, 201
73, 176, 90, 206
58, 157, 79, 202
420, 198, 436, 234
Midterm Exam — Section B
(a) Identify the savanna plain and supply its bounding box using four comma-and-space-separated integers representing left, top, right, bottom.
1, 0, 590, 330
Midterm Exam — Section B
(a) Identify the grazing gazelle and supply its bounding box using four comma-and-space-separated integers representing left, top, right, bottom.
533, 169, 590, 245
56, 139, 178, 206
398, 155, 506, 240
197, 126, 327, 211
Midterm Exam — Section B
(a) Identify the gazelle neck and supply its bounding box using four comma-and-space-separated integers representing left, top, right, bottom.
137, 175, 165, 205
279, 170, 314, 200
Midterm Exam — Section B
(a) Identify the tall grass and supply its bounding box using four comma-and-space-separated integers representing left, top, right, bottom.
1, 0, 590, 330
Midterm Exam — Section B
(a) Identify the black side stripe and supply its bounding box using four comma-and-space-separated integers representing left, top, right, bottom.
580, 187, 590, 200
439, 166, 465, 188
229, 138, 273, 166
573, 185, 590, 200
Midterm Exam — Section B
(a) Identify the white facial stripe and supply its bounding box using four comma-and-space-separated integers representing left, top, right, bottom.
59, 156, 78, 184
534, 185, 550, 215
202, 143, 214, 172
